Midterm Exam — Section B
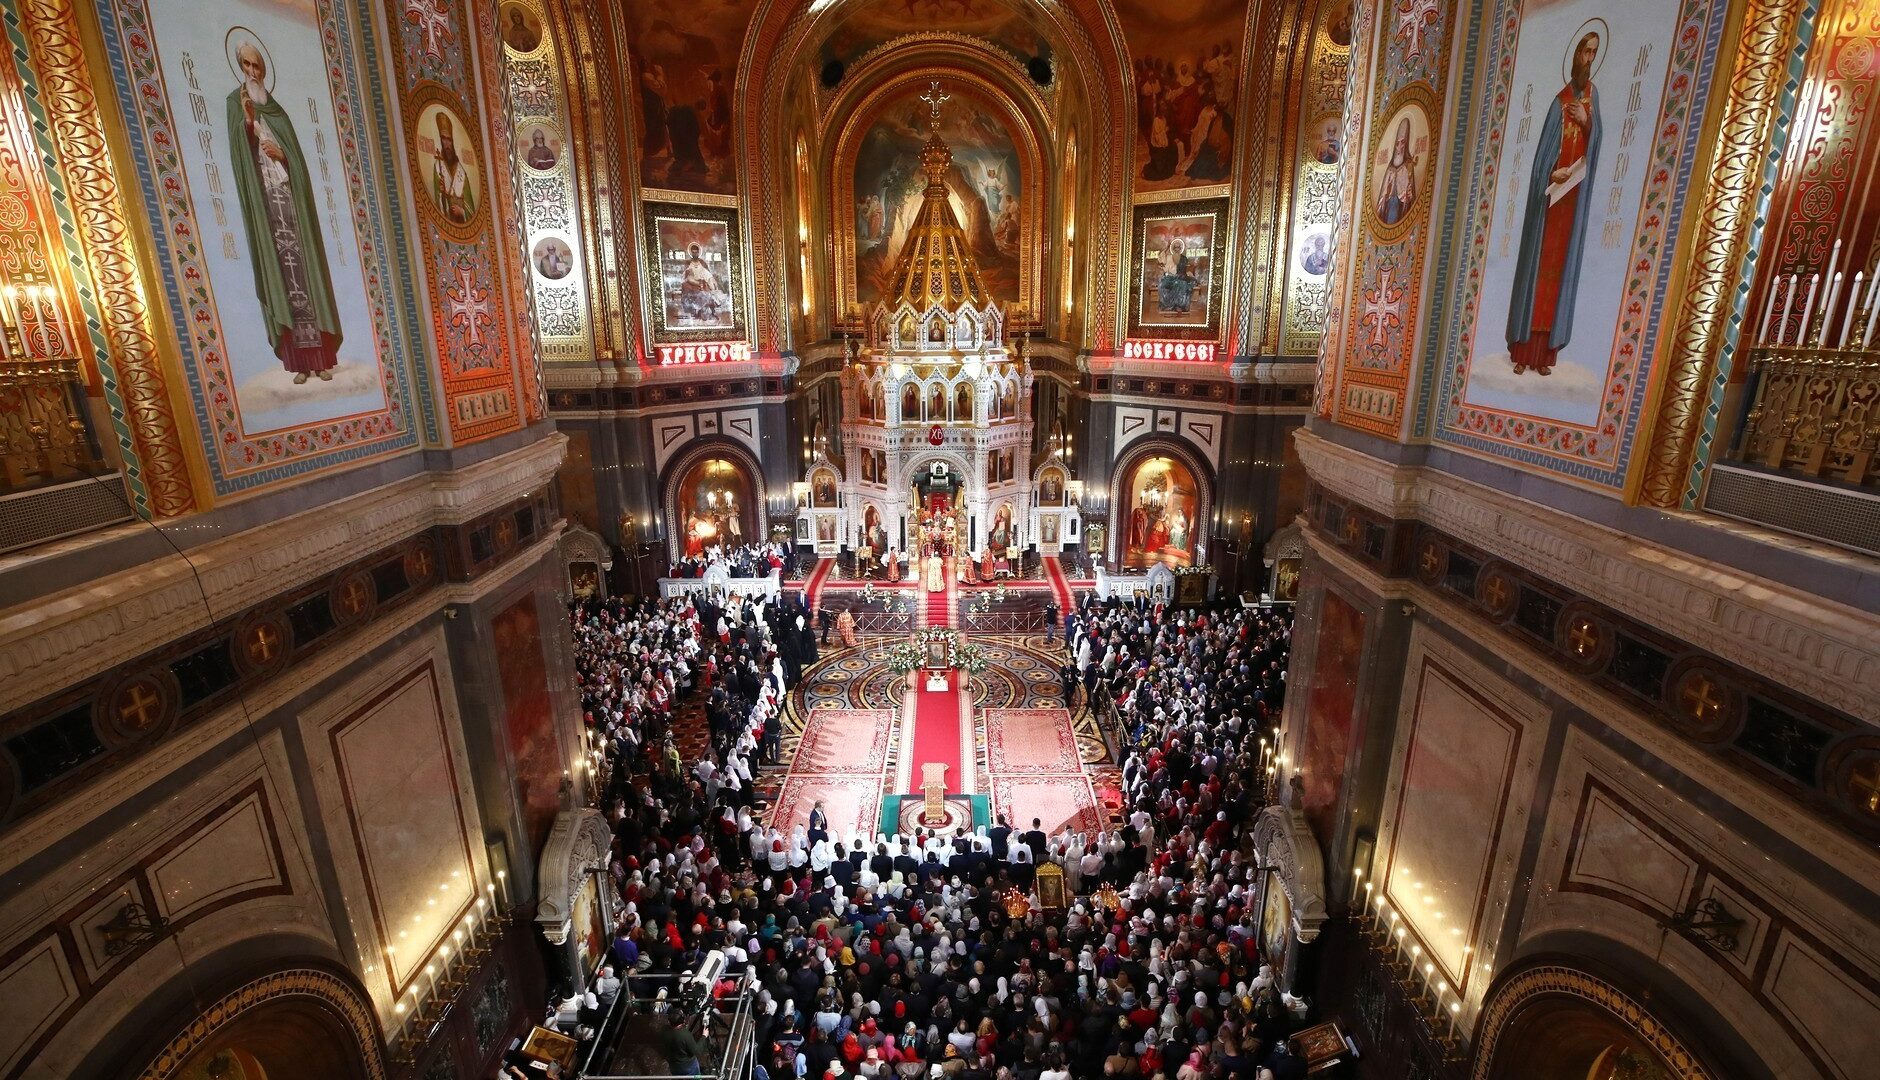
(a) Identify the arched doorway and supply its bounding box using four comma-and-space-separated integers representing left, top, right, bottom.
140, 969, 383, 1080
1475, 965, 1714, 1080
1113, 443, 1212, 569
669, 455, 759, 560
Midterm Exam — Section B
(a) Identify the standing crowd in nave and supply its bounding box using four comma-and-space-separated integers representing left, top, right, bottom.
563, 587, 1315, 1080
668, 541, 799, 580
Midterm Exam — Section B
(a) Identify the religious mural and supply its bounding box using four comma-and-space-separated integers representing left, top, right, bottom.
819, 0, 1049, 69
676, 457, 754, 556
1131, 199, 1226, 337
1465, 7, 1643, 421
1139, 212, 1215, 325
100, 0, 417, 493
624, 0, 758, 195
156, 12, 381, 423
655, 217, 735, 330
414, 99, 483, 238
1437, 0, 1729, 486
1280, 1, 1352, 355
1120, 455, 1199, 569
853, 91, 1022, 307
498, 1, 545, 54
641, 202, 743, 342
1368, 96, 1429, 237
1115, 0, 1247, 192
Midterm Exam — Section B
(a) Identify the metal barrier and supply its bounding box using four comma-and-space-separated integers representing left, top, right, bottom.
578, 969, 757, 1080
961, 609, 1049, 633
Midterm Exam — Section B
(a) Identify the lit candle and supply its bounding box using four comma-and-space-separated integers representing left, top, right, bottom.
1839, 272, 1864, 349
1757, 273, 1782, 344
1448, 1000, 1463, 1039
1823, 239, 1844, 311
496, 870, 509, 910
1821, 272, 1844, 348
1778, 274, 1799, 344
1863, 273, 1880, 349
1363, 882, 1376, 925
422, 962, 438, 1002
1798, 273, 1821, 347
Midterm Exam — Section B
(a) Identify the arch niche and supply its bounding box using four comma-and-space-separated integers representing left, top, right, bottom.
736, 0, 1132, 352
831, 64, 1047, 327
137, 968, 384, 1080
1473, 965, 1719, 1080
1111, 440, 1213, 570
661, 442, 768, 563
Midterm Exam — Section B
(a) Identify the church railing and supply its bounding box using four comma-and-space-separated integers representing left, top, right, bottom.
961, 609, 1048, 634
849, 610, 913, 635
1707, 344, 1880, 557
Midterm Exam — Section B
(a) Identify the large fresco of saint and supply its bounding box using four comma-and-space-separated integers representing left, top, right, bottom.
624, 0, 759, 195
1114, 0, 1248, 192
1462, 0, 1680, 427
141, 1, 389, 435
852, 93, 1022, 306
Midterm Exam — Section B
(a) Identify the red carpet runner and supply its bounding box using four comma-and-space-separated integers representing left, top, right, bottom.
802, 557, 835, 612
909, 670, 968, 794
1042, 556, 1076, 616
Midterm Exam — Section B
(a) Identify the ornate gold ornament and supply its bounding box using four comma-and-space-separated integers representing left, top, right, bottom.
1634, 0, 1803, 508
20, 0, 198, 516
138, 968, 388, 1080
1471, 965, 1714, 1080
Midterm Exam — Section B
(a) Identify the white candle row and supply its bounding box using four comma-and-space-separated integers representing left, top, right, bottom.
390, 871, 508, 1043
1761, 264, 1880, 350
1355, 867, 1465, 1046
0, 284, 74, 360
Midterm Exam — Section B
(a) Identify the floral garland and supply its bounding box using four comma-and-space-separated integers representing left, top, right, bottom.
886, 628, 989, 675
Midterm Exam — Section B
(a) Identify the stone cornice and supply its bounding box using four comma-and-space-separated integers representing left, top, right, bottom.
1294, 430, 1880, 723
0, 435, 566, 713
1299, 528, 1880, 881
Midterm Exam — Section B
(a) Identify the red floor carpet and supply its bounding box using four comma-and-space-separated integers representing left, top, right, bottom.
802, 557, 835, 611
910, 670, 966, 794
1043, 556, 1075, 615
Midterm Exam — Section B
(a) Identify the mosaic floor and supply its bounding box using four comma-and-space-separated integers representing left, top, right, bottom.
764, 634, 1119, 836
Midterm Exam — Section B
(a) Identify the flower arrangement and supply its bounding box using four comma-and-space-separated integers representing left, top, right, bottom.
885, 628, 989, 675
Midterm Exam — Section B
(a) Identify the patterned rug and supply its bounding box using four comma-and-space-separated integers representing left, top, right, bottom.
795, 635, 1071, 714
984, 708, 1084, 772
988, 775, 1105, 837
770, 773, 884, 839
766, 636, 1116, 836
792, 708, 894, 775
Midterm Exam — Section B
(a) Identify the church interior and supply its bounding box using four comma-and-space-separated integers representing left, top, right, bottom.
0, 0, 1876, 1078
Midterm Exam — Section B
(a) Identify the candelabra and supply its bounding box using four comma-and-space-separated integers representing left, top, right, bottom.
390, 888, 506, 1064
1355, 881, 1467, 1063
0, 282, 106, 495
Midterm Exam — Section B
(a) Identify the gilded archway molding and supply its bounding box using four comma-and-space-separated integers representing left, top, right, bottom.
737, 0, 1131, 356
20, 0, 200, 516
659, 437, 771, 563
1107, 436, 1216, 567
825, 60, 1049, 330
1634, 0, 1806, 508
137, 967, 387, 1080
1471, 964, 1715, 1080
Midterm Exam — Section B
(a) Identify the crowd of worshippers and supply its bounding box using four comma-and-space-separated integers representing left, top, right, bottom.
572, 587, 823, 792
564, 589, 1314, 1079
670, 541, 798, 580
